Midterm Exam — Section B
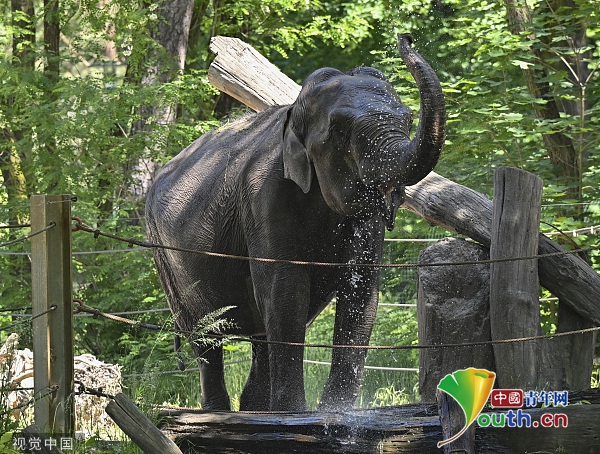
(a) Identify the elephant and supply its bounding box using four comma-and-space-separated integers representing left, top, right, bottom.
145, 33, 446, 412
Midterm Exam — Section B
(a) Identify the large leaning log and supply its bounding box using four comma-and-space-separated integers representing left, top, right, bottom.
209, 36, 301, 111
207, 36, 600, 326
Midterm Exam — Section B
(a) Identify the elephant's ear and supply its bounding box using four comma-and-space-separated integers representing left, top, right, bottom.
283, 120, 313, 194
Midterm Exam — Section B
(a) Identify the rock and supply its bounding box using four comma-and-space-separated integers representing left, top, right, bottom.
1, 333, 122, 434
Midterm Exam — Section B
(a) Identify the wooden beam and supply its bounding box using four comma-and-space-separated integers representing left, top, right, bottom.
402, 172, 600, 326
159, 391, 600, 453
30, 194, 74, 437
105, 393, 183, 454
209, 36, 300, 111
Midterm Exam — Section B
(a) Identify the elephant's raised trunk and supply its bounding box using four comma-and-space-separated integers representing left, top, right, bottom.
393, 33, 446, 187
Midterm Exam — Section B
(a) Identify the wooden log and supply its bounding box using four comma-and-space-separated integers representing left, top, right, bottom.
207, 37, 600, 328
105, 393, 183, 454
159, 391, 600, 453
419, 239, 492, 454
489, 168, 544, 388
161, 404, 440, 453
417, 238, 494, 402
477, 403, 600, 454
208, 36, 301, 111
410, 173, 596, 390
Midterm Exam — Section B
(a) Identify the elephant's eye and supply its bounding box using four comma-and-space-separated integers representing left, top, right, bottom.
327, 114, 352, 142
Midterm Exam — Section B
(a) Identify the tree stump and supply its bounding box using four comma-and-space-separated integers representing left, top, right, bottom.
418, 238, 494, 402
418, 238, 493, 453
548, 301, 596, 390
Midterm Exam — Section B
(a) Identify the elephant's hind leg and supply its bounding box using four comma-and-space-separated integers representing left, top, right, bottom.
192, 341, 231, 410
239, 336, 270, 411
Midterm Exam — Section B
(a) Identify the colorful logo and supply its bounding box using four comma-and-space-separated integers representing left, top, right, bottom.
436, 369, 570, 447
436, 368, 496, 448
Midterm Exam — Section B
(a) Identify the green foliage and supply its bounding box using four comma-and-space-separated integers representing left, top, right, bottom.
0, 432, 21, 454
440, 0, 600, 197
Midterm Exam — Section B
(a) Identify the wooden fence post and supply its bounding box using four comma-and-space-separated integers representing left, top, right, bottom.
489, 168, 543, 389
553, 302, 596, 389
30, 194, 74, 437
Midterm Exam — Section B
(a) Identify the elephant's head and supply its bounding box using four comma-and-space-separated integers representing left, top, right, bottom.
283, 34, 446, 230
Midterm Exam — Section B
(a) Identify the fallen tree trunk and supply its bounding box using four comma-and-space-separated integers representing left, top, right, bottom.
159, 390, 600, 454
207, 36, 600, 326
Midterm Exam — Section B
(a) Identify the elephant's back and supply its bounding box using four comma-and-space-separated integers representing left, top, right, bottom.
145, 105, 288, 244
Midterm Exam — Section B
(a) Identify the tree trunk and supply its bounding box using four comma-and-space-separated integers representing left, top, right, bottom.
542, 0, 592, 198
43, 0, 60, 82
39, 0, 60, 193
128, 0, 194, 200
503, 0, 580, 199
1, 0, 34, 218
0, 148, 27, 221
12, 0, 35, 68
543, 0, 592, 117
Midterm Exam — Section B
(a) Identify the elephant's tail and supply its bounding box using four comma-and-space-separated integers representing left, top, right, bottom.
147, 229, 187, 371
174, 322, 186, 371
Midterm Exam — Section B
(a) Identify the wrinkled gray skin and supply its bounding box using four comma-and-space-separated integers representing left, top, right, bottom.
145, 34, 446, 411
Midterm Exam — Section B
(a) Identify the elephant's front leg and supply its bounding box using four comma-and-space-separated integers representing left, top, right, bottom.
319, 218, 384, 410
251, 262, 310, 411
